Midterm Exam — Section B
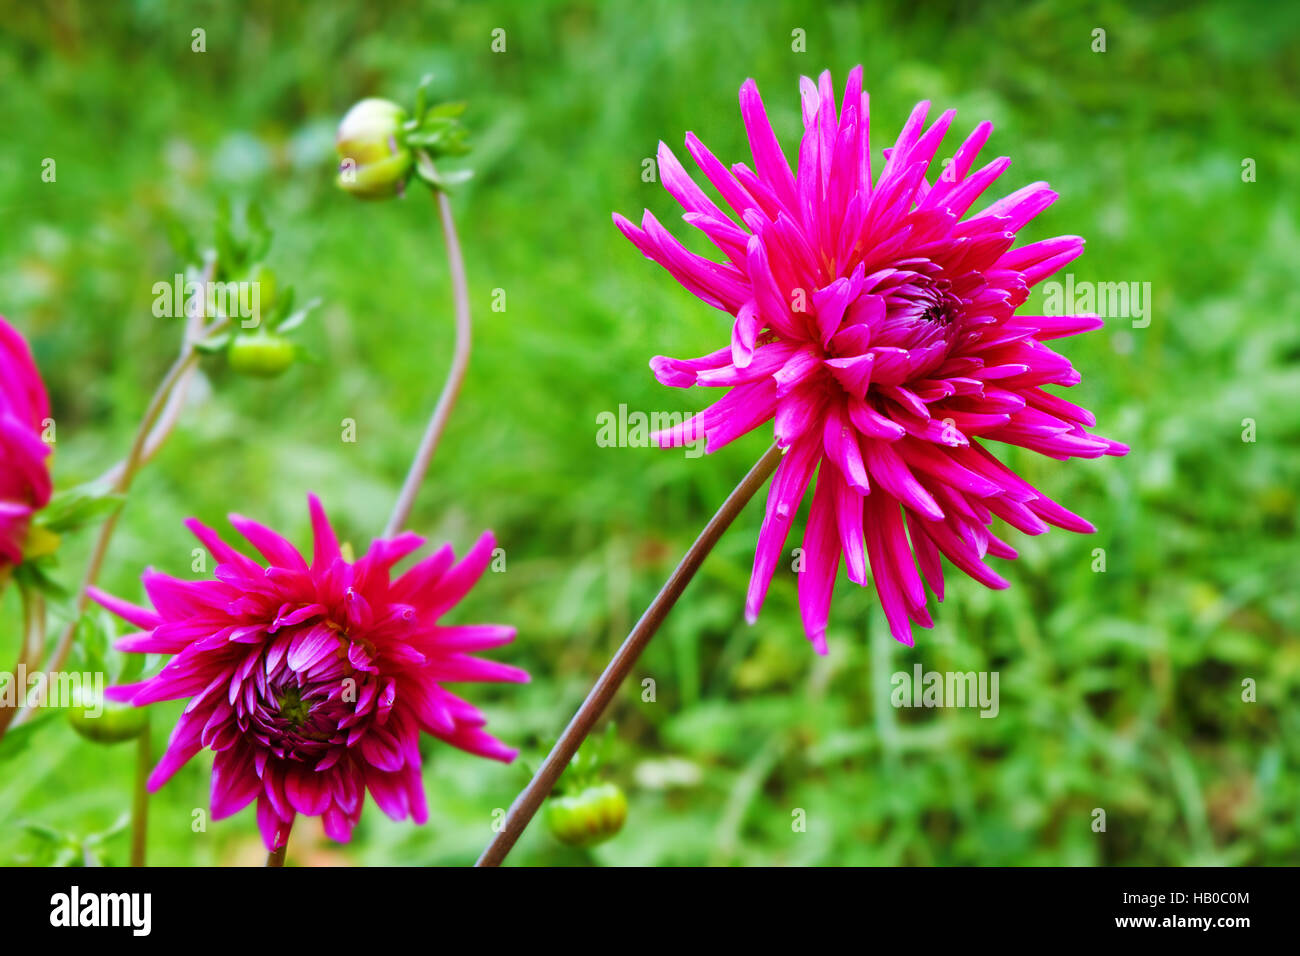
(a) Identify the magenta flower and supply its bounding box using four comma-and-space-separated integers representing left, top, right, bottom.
91, 495, 528, 850
614, 68, 1127, 652
0, 315, 53, 569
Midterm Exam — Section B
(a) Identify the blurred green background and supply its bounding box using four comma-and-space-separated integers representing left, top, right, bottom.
1, 0, 1297, 866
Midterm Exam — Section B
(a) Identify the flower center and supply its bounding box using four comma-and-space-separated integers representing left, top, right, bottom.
276, 685, 312, 729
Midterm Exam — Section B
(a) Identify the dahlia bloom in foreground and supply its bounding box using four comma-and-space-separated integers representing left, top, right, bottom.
91, 495, 527, 849
615, 68, 1127, 652
0, 315, 53, 568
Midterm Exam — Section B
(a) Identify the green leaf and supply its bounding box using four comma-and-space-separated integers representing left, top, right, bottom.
245, 202, 272, 262
36, 483, 124, 534
194, 331, 232, 354
0, 706, 60, 765
275, 296, 321, 334
11, 557, 69, 601
414, 73, 434, 119
426, 100, 467, 119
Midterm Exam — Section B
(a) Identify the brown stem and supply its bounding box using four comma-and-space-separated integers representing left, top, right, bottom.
384, 177, 472, 539
475, 442, 784, 867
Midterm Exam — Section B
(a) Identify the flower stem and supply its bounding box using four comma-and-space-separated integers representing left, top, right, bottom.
130, 716, 150, 866
0, 583, 46, 738
475, 442, 784, 867
384, 176, 472, 539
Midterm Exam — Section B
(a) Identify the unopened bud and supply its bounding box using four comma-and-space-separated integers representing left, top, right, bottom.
335, 98, 413, 200
546, 782, 628, 848
228, 332, 295, 378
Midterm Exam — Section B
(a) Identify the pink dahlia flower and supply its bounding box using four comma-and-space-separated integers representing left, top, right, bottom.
0, 315, 53, 568
614, 68, 1127, 652
91, 495, 528, 850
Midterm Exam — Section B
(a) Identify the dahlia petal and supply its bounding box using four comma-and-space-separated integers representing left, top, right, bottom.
906, 510, 946, 601
148, 733, 203, 792
432, 724, 519, 763
389, 542, 456, 605
1019, 245, 1086, 287
612, 213, 728, 311
972, 181, 1057, 230
286, 623, 338, 672
774, 382, 829, 447
366, 767, 412, 820
702, 380, 780, 452
684, 131, 760, 217
830, 468, 868, 585
731, 300, 761, 367
812, 277, 854, 346
432, 654, 530, 684
896, 440, 1000, 497
739, 78, 799, 213
424, 531, 496, 619
921, 120, 992, 209
862, 440, 944, 520
863, 493, 918, 646
422, 624, 517, 652
825, 352, 875, 399
365, 531, 426, 571
657, 141, 735, 229
998, 235, 1084, 272
1007, 314, 1105, 340
229, 513, 309, 571
649, 347, 732, 388
823, 403, 870, 493
745, 435, 820, 623
86, 587, 162, 630
322, 806, 355, 843
696, 340, 795, 387
746, 236, 804, 340
184, 518, 262, 576
256, 795, 294, 851
796, 469, 840, 654
846, 397, 906, 440
210, 745, 261, 819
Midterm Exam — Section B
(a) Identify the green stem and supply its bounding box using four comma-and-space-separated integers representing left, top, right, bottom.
0, 585, 46, 738
130, 716, 150, 866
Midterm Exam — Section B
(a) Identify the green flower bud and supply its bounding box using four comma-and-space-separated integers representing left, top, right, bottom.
243, 262, 277, 317
66, 687, 147, 744
546, 782, 628, 848
336, 98, 413, 200
228, 332, 296, 378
